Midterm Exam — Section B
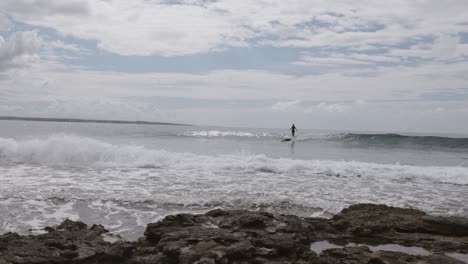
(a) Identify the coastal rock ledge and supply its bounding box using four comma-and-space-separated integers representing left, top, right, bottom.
1, 204, 468, 264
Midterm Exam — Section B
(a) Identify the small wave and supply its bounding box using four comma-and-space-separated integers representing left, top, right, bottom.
326, 133, 468, 150
181, 130, 275, 138
179, 131, 468, 150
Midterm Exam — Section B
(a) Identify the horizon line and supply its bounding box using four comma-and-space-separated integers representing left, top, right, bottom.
0, 116, 191, 126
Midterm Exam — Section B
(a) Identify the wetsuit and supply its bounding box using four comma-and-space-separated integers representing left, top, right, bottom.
290, 125, 297, 137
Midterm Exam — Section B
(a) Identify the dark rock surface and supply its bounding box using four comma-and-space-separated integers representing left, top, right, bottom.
1, 204, 468, 263
320, 204, 468, 253
0, 219, 134, 264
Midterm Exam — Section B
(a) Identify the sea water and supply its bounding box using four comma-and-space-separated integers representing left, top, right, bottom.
0, 120, 467, 240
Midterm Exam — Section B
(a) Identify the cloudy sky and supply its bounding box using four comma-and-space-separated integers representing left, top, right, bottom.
1, 0, 468, 133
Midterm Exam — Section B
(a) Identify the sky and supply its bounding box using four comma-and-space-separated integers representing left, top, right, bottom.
1, 0, 468, 133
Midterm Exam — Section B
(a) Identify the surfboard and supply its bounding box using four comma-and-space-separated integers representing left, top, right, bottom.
282, 138, 292, 142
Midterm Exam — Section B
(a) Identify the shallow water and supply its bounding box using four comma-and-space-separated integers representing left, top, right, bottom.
0, 121, 467, 239
310, 241, 468, 263
447, 253, 468, 263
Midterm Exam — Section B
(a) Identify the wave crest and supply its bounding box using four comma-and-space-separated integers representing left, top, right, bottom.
329, 133, 468, 149
1, 134, 467, 185
0, 134, 171, 167
179, 130, 468, 150
181, 130, 274, 138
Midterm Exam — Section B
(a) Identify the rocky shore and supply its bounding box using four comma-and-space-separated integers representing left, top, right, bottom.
1, 204, 468, 263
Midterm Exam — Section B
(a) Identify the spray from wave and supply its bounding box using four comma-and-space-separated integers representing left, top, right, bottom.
0, 134, 467, 185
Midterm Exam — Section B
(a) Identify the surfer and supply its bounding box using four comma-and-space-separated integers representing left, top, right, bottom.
290, 124, 297, 138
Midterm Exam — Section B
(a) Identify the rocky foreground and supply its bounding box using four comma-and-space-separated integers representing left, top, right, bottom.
1, 204, 468, 264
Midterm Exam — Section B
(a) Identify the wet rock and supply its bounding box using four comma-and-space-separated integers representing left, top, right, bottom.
142, 209, 316, 263
1, 204, 468, 263
321, 204, 468, 253
0, 219, 133, 264
421, 215, 468, 236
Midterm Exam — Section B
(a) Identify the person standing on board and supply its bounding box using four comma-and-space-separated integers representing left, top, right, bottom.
290, 124, 297, 138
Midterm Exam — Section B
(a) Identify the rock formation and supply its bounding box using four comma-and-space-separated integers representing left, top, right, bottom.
1, 204, 467, 263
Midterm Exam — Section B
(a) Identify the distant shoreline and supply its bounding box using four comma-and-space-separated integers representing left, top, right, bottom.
0, 116, 190, 126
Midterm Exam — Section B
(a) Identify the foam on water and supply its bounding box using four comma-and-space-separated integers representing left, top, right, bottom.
0, 134, 467, 185
181, 130, 275, 138
1, 134, 468, 239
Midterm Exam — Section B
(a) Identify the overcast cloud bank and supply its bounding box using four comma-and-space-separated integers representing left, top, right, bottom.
0, 1, 467, 132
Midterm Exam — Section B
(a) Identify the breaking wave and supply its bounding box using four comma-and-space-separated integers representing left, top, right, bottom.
179, 130, 468, 150
181, 130, 275, 138
0, 134, 467, 185
327, 133, 468, 149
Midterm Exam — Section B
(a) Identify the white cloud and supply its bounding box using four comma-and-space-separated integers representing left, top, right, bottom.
0, 13, 13, 32
1, 59, 468, 131
41, 98, 163, 121
310, 102, 348, 113
1, 58, 467, 105
273, 101, 351, 114
2, 0, 89, 17
2, 0, 468, 56
294, 57, 372, 67
431, 34, 460, 59
0, 96, 164, 122
346, 54, 401, 63
0, 0, 248, 56
292, 51, 405, 73
49, 40, 90, 54
0, 31, 41, 71
0, 1, 467, 132
272, 100, 301, 111
389, 34, 466, 60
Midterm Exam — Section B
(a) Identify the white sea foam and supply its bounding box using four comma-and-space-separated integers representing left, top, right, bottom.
182, 130, 274, 138
1, 134, 468, 239
1, 134, 467, 185
181, 130, 326, 141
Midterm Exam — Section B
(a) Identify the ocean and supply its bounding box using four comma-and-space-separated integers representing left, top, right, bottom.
0, 120, 467, 240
